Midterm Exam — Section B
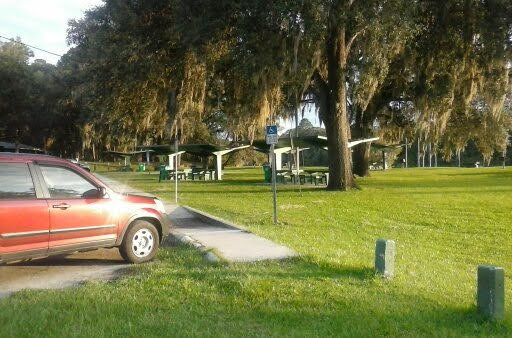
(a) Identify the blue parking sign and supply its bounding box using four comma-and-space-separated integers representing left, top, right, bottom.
266, 125, 277, 135
266, 125, 278, 144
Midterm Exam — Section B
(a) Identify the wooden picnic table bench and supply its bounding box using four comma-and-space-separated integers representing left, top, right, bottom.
188, 169, 216, 181
274, 169, 327, 185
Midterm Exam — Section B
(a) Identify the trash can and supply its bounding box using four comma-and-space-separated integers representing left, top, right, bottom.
262, 164, 272, 183
159, 165, 168, 182
138, 163, 145, 172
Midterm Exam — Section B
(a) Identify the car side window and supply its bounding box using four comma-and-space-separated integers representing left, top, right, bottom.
0, 163, 37, 200
40, 165, 98, 199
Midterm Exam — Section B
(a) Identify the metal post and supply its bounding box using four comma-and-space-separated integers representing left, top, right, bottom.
295, 111, 300, 185
417, 138, 420, 167
428, 142, 432, 167
405, 137, 408, 168
174, 137, 178, 204
296, 147, 300, 184
271, 144, 277, 224
503, 137, 507, 169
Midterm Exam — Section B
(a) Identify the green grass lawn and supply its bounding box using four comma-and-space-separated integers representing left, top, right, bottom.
1, 167, 510, 336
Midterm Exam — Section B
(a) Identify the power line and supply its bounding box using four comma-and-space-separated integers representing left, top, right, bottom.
0, 34, 62, 57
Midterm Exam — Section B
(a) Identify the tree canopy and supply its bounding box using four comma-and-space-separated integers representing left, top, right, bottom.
1, 0, 511, 188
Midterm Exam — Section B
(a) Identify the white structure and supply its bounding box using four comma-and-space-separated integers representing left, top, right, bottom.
316, 136, 380, 149
271, 147, 291, 170
270, 147, 310, 172
212, 145, 250, 180
167, 151, 185, 170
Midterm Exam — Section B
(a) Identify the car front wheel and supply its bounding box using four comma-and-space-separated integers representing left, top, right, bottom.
119, 220, 160, 264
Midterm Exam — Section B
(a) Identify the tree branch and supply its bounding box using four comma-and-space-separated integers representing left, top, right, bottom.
312, 69, 328, 93
346, 27, 365, 56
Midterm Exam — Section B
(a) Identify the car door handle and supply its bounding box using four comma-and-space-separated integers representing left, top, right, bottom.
52, 203, 70, 210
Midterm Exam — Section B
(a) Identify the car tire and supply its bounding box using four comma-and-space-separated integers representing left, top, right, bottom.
119, 220, 160, 264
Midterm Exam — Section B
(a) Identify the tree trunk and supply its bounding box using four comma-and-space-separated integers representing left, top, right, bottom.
324, 26, 354, 191
352, 103, 374, 177
353, 142, 371, 176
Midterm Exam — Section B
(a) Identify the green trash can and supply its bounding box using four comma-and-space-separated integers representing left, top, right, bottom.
262, 164, 272, 183
159, 165, 168, 182
138, 163, 145, 172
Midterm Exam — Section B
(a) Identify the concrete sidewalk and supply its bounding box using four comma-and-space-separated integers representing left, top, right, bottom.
167, 205, 297, 262
97, 173, 297, 262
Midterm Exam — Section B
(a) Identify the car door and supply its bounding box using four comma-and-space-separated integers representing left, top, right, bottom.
0, 162, 49, 261
37, 164, 118, 253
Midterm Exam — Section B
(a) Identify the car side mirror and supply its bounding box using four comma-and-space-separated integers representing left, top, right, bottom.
99, 186, 107, 198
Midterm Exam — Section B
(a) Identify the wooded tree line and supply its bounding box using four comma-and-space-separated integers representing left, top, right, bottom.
0, 39, 82, 155
1, 0, 511, 190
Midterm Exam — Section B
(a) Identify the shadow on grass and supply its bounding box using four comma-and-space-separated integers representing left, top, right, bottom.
1, 244, 509, 337
151, 245, 511, 336
161, 241, 375, 282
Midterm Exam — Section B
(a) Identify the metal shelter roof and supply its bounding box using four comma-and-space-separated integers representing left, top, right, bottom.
0, 142, 44, 153
139, 144, 244, 157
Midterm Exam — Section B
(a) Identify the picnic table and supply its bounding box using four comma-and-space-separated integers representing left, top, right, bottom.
159, 169, 189, 182
273, 169, 328, 185
303, 170, 328, 185
188, 168, 216, 181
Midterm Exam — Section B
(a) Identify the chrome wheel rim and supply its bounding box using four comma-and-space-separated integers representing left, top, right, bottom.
132, 228, 154, 258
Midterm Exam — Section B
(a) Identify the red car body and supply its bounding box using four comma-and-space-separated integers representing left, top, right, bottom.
0, 153, 170, 263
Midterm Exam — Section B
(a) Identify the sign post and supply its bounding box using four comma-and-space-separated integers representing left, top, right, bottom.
266, 125, 278, 224
174, 136, 178, 204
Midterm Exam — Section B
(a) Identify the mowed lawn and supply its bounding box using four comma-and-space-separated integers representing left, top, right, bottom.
1, 167, 510, 336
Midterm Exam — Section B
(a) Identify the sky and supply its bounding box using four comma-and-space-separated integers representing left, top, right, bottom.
0, 0, 102, 64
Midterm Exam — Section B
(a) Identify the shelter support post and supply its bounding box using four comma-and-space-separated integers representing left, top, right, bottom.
215, 154, 222, 180
168, 155, 174, 170
212, 145, 250, 181
271, 147, 292, 171
275, 152, 283, 171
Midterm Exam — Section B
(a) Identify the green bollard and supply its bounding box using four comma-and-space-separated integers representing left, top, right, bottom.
477, 265, 505, 320
375, 239, 395, 279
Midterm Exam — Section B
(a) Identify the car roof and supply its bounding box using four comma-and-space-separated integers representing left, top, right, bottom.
0, 152, 71, 164
0, 152, 105, 186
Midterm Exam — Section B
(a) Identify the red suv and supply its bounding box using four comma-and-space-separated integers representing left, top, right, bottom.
0, 153, 170, 264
